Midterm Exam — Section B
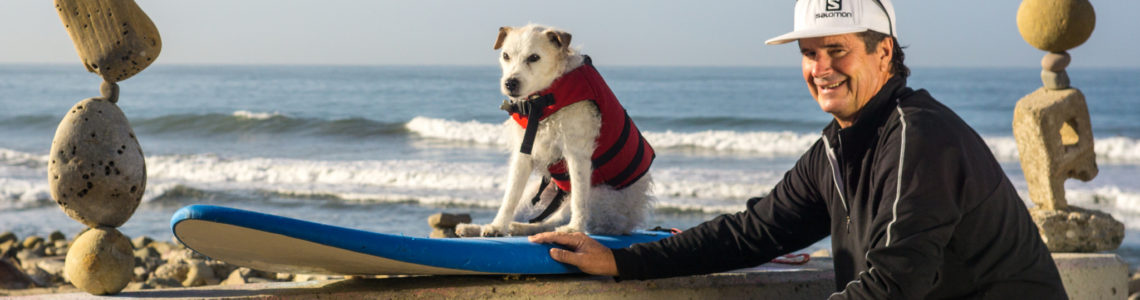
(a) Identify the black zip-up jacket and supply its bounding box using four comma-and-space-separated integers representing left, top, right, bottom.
613, 77, 1067, 299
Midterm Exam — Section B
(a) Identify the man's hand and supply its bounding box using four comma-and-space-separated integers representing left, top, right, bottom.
529, 232, 619, 276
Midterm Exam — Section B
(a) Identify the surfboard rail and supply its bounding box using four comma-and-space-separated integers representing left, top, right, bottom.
170, 204, 672, 275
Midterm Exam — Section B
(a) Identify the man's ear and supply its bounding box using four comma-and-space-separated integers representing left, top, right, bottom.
494, 27, 511, 50
878, 37, 893, 72
543, 29, 572, 52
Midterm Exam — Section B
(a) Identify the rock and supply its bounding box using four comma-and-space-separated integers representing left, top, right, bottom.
133, 246, 158, 261
149, 241, 176, 257
48, 231, 67, 242
64, 227, 134, 295
1017, 0, 1096, 52
1030, 206, 1124, 252
0, 231, 16, 244
221, 268, 248, 286
0, 240, 18, 259
1013, 88, 1097, 210
133, 266, 148, 282
152, 261, 189, 284
162, 248, 205, 263
34, 256, 66, 277
182, 259, 218, 287
16, 243, 46, 262
1041, 52, 1071, 72
124, 281, 150, 291
0, 258, 36, 289
23, 265, 59, 287
49, 97, 146, 228
206, 259, 238, 281
428, 213, 472, 229
131, 235, 153, 249
276, 272, 294, 281
143, 275, 181, 289
22, 236, 45, 250
54, 0, 162, 82
1041, 70, 1070, 90
430, 228, 458, 238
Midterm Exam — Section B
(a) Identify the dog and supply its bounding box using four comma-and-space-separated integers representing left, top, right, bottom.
455, 24, 655, 237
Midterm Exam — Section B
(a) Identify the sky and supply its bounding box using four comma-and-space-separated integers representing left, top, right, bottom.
1, 0, 1137, 68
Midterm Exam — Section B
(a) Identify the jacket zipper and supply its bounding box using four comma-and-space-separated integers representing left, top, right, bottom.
821, 135, 851, 232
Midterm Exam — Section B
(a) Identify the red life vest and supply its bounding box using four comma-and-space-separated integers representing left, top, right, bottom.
507, 58, 655, 192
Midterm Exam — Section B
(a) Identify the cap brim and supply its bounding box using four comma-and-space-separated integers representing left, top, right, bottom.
764, 26, 869, 45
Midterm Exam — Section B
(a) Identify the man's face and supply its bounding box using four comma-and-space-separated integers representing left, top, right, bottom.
799, 33, 892, 128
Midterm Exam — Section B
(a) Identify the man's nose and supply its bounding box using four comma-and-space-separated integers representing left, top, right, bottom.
811, 55, 833, 78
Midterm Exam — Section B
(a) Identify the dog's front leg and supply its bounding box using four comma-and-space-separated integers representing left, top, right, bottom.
488, 151, 533, 236
558, 149, 593, 234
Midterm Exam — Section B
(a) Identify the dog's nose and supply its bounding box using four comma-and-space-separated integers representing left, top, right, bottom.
504, 78, 520, 93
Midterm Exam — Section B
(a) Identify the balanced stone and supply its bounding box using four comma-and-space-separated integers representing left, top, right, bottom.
1013, 88, 1097, 210
55, 0, 162, 82
1041, 70, 1071, 90
64, 227, 134, 295
1030, 206, 1123, 252
1017, 0, 1096, 52
1042, 52, 1072, 72
49, 97, 146, 228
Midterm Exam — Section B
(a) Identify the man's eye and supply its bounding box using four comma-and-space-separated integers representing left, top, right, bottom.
527, 54, 541, 63
502, 53, 510, 60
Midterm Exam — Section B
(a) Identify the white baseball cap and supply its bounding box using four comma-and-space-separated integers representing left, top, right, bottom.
765, 0, 897, 45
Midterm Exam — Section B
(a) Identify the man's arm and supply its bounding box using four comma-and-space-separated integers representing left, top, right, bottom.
534, 141, 834, 280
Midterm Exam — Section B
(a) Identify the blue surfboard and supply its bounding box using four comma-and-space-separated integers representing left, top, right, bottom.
170, 205, 672, 275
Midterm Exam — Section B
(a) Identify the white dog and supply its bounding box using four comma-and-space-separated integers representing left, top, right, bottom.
456, 24, 655, 237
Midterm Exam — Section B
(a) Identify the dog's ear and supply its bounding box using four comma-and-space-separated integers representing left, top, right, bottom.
544, 29, 572, 52
494, 27, 512, 50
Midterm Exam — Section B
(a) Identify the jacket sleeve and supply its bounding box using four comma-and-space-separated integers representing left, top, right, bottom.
612, 141, 832, 280
830, 110, 967, 299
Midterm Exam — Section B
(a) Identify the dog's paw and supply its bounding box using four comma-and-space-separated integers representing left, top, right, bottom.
455, 223, 485, 237
554, 225, 582, 234
480, 224, 508, 237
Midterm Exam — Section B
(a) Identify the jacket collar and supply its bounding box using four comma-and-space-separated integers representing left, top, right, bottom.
822, 76, 910, 156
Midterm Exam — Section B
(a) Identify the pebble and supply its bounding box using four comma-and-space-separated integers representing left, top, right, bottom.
0, 258, 36, 289
132, 235, 153, 249
1041, 70, 1071, 90
64, 227, 135, 295
0, 231, 17, 244
0, 232, 388, 292
1041, 52, 1071, 72
22, 236, 45, 250
48, 230, 66, 242
183, 259, 218, 287
49, 97, 146, 228
1, 240, 19, 258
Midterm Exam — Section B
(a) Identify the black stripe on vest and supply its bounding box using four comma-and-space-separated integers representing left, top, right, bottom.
592, 112, 633, 169
550, 170, 570, 182
606, 134, 647, 188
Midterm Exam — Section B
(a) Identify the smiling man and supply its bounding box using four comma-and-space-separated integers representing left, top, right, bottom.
530, 0, 1069, 298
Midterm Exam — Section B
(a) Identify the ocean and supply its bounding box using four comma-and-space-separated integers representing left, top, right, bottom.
2, 63, 1139, 268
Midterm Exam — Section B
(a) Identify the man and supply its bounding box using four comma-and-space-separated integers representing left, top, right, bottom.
530, 0, 1068, 298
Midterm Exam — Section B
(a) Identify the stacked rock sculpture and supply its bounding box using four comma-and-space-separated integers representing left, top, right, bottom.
1013, 0, 1123, 252
49, 0, 161, 295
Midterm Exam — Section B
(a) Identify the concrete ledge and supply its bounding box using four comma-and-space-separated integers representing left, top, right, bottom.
1053, 253, 1128, 299
12, 258, 835, 299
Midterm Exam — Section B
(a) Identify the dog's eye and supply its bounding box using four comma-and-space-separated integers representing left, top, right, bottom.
502, 53, 510, 61
526, 54, 540, 63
